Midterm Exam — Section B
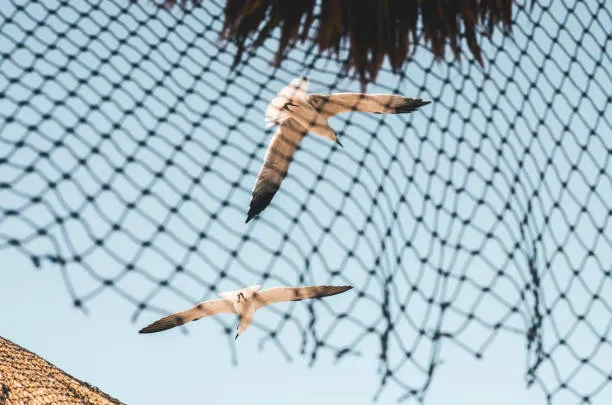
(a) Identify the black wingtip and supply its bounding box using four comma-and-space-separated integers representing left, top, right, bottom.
246, 181, 278, 224
138, 315, 184, 334
322, 285, 354, 298
336, 138, 344, 148
245, 206, 260, 223
395, 99, 432, 114
245, 204, 259, 223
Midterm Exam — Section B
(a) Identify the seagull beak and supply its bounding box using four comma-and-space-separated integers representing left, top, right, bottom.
336, 138, 344, 148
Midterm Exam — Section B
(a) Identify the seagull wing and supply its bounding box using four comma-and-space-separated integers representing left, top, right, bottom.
139, 299, 236, 334
307, 93, 430, 117
246, 118, 307, 223
253, 285, 353, 309
265, 76, 309, 127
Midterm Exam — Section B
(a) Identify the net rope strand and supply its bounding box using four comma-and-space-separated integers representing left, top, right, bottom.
1, 0, 611, 403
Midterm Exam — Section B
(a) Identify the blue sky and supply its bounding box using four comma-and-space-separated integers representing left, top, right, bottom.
1, 0, 611, 404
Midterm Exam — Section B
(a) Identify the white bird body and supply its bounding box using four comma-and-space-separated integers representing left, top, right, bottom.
266, 95, 335, 140
139, 284, 353, 339
247, 76, 431, 223
218, 285, 261, 336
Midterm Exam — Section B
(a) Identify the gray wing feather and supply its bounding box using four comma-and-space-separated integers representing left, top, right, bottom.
254, 285, 353, 309
307, 93, 430, 117
246, 119, 307, 223
139, 299, 235, 334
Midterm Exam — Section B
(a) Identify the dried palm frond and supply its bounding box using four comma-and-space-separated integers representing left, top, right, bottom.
0, 336, 124, 404
160, 0, 513, 86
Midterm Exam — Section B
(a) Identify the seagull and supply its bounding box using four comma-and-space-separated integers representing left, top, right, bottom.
246, 76, 431, 223
139, 284, 353, 340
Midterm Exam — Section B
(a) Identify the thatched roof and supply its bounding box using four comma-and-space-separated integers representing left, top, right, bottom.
0, 336, 123, 405
162, 0, 513, 86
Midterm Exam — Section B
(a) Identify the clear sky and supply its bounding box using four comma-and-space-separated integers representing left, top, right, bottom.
1, 0, 610, 404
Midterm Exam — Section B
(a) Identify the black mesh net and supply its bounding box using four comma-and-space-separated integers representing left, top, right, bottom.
1, 0, 611, 403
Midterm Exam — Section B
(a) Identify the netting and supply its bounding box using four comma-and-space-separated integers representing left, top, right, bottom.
1, 0, 611, 403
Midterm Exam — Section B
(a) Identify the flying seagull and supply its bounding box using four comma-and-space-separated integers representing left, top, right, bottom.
139, 284, 353, 339
246, 76, 431, 223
